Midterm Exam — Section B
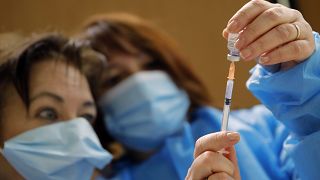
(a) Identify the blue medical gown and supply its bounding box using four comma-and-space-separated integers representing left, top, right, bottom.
100, 32, 320, 180
246, 32, 320, 180
101, 106, 292, 180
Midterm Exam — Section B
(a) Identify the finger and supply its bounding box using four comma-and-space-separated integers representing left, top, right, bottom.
208, 172, 234, 180
259, 39, 315, 65
236, 6, 299, 50
223, 28, 228, 39
225, 146, 241, 180
222, 29, 243, 40
187, 151, 234, 179
226, 0, 276, 33
239, 23, 302, 60
194, 131, 240, 158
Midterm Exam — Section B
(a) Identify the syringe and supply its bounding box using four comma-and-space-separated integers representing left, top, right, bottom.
221, 62, 235, 131
221, 33, 240, 132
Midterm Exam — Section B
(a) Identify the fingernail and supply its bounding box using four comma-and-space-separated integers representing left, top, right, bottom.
227, 132, 240, 141
227, 20, 238, 32
240, 49, 252, 59
259, 56, 270, 64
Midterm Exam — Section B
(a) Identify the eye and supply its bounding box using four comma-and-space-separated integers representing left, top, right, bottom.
80, 113, 96, 123
36, 107, 58, 121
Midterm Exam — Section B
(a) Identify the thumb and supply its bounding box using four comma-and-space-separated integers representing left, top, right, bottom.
194, 131, 240, 158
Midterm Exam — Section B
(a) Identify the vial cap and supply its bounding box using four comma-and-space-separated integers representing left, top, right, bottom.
227, 54, 240, 62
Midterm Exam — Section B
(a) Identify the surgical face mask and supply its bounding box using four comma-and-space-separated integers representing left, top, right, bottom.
2, 118, 112, 180
100, 70, 190, 152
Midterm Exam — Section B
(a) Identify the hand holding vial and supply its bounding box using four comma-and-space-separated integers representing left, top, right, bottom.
223, 0, 315, 69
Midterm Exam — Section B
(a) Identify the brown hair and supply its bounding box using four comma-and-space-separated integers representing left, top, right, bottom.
0, 33, 105, 122
81, 13, 212, 113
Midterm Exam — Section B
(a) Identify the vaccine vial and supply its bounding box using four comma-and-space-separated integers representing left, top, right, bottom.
227, 33, 240, 62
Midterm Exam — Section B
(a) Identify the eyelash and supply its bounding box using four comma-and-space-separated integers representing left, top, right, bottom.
34, 107, 96, 123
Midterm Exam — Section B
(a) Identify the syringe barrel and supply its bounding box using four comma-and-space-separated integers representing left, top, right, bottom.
221, 80, 234, 131
221, 104, 230, 131
225, 79, 234, 100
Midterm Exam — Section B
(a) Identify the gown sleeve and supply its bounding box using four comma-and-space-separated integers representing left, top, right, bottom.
247, 32, 320, 180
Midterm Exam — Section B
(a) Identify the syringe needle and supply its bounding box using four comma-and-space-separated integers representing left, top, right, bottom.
228, 62, 235, 80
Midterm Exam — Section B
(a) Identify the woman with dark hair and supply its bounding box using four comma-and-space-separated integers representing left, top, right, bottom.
81, 13, 215, 179
0, 33, 112, 179
79, 1, 319, 179
80, 13, 231, 179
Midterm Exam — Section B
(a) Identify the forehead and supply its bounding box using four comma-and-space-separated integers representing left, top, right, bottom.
28, 59, 93, 101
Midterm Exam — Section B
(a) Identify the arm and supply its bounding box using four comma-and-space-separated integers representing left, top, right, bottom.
247, 32, 320, 136
247, 32, 320, 179
225, 1, 318, 179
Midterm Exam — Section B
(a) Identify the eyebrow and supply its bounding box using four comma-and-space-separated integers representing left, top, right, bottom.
30, 92, 64, 103
30, 92, 96, 110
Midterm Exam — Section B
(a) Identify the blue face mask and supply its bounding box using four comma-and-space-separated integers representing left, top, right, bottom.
2, 118, 112, 180
100, 70, 190, 152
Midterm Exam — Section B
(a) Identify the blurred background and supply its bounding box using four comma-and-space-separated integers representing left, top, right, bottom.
0, 0, 319, 109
